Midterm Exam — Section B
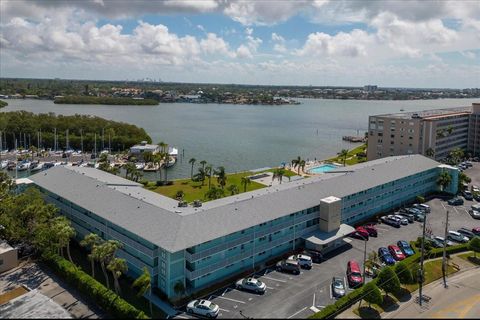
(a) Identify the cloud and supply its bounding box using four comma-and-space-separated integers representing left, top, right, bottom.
200, 33, 235, 57
271, 33, 286, 53
236, 44, 252, 59
295, 29, 371, 58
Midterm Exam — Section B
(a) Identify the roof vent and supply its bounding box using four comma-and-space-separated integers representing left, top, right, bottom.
137, 206, 140, 209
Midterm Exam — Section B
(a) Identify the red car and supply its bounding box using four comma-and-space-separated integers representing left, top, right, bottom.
355, 227, 370, 240
472, 227, 480, 236
362, 225, 378, 237
346, 260, 363, 287
388, 245, 406, 261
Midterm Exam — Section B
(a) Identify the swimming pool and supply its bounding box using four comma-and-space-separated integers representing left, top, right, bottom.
308, 164, 338, 174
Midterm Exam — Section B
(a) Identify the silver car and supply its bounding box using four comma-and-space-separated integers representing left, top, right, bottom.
331, 277, 346, 298
447, 230, 469, 243
289, 254, 313, 269
434, 236, 455, 247
186, 299, 219, 318
235, 277, 266, 293
393, 215, 409, 225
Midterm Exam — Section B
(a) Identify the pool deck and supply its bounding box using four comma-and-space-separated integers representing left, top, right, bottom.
303, 161, 343, 176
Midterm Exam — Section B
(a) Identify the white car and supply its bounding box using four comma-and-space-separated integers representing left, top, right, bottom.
289, 254, 313, 269
186, 299, 219, 318
393, 215, 409, 225
447, 230, 469, 243
433, 236, 455, 247
235, 277, 266, 293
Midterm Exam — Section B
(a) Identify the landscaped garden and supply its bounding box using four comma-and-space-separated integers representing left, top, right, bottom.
327, 144, 367, 166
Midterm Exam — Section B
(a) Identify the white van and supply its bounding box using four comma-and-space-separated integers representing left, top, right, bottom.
414, 203, 431, 213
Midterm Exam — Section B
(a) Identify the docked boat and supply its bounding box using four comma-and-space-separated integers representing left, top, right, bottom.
168, 147, 178, 158
30, 162, 45, 172
143, 162, 159, 172
164, 156, 177, 168
7, 161, 16, 171
135, 162, 145, 170
1, 160, 8, 170
16, 160, 31, 171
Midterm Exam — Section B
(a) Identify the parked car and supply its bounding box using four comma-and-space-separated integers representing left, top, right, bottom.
447, 230, 469, 243
378, 247, 396, 265
289, 254, 313, 269
380, 215, 401, 228
388, 245, 406, 261
457, 228, 475, 240
355, 227, 370, 239
235, 277, 266, 294
472, 227, 480, 236
413, 204, 431, 213
408, 207, 423, 216
434, 236, 455, 247
302, 250, 324, 263
474, 193, 480, 202
471, 185, 480, 193
463, 191, 474, 201
331, 277, 346, 298
362, 224, 378, 237
414, 212, 426, 222
398, 213, 415, 223
470, 204, 480, 219
186, 299, 220, 318
346, 260, 363, 288
426, 236, 443, 248
276, 259, 301, 274
393, 215, 409, 225
397, 240, 415, 256
448, 197, 464, 206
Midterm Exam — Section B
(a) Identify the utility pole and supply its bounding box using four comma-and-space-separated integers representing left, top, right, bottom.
418, 212, 427, 306
442, 210, 450, 288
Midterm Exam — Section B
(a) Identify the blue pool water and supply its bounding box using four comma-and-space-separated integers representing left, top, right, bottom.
308, 164, 338, 174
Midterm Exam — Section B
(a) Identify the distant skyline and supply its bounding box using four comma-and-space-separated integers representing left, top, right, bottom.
1, 0, 479, 88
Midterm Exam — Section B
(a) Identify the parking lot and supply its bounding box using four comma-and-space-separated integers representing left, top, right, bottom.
174, 164, 480, 319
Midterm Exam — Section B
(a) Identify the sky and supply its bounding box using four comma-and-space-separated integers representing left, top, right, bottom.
0, 0, 479, 88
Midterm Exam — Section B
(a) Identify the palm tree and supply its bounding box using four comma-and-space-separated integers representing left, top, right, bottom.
338, 149, 349, 166
291, 156, 301, 169
241, 176, 251, 192
107, 257, 128, 295
194, 167, 206, 186
214, 166, 227, 189
153, 154, 163, 181
53, 216, 76, 263
437, 170, 452, 192
163, 152, 170, 183
297, 159, 306, 175
425, 148, 435, 158
158, 141, 167, 154
205, 164, 213, 189
189, 158, 196, 180
272, 168, 285, 184
200, 160, 207, 171
124, 162, 136, 179
93, 240, 122, 289
80, 233, 102, 278
227, 184, 239, 195
132, 267, 153, 316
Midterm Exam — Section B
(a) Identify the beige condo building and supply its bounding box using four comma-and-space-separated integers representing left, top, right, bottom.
367, 102, 480, 161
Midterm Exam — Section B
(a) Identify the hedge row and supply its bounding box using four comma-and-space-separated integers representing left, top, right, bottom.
309, 243, 469, 319
46, 254, 149, 319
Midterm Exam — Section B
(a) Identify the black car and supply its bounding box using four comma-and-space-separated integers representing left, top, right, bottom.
302, 250, 324, 263
463, 191, 474, 201
448, 198, 464, 206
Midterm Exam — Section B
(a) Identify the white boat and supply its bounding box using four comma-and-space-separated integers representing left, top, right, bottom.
164, 156, 176, 168
135, 162, 145, 170
1, 160, 8, 170
16, 160, 31, 171
30, 162, 45, 172
143, 162, 159, 172
168, 147, 178, 158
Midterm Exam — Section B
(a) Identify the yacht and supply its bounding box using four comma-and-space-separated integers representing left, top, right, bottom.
16, 160, 32, 171
1, 160, 8, 170
135, 162, 145, 170
30, 162, 45, 172
164, 156, 177, 168
143, 162, 159, 172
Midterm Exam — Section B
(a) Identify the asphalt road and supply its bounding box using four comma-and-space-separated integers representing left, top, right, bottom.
173, 163, 480, 319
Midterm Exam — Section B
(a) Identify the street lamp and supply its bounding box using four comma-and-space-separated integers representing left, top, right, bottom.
355, 233, 368, 283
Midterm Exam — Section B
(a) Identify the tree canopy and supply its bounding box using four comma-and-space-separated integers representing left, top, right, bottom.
376, 266, 401, 296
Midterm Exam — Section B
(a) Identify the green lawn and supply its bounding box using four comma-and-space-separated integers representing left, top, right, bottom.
404, 259, 457, 292
326, 144, 367, 166
457, 251, 480, 266
265, 168, 299, 177
147, 171, 266, 203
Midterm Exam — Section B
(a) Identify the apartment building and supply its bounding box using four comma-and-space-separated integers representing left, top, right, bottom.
367, 103, 480, 161
22, 155, 457, 300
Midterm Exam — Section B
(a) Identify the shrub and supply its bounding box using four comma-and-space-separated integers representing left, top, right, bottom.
362, 282, 383, 308
395, 262, 413, 284
416, 195, 425, 203
376, 266, 401, 296
468, 236, 480, 258
46, 254, 148, 319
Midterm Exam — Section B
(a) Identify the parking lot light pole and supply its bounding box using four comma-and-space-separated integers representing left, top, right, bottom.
418, 211, 427, 306
357, 234, 368, 283
442, 210, 450, 288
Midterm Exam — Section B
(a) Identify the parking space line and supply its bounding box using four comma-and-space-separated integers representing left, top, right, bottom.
219, 308, 230, 313
310, 306, 320, 313
211, 295, 246, 304
262, 275, 287, 283
266, 286, 275, 290
175, 316, 188, 319
287, 306, 308, 319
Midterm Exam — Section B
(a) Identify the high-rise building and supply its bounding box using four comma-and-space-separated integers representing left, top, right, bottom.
367, 103, 480, 161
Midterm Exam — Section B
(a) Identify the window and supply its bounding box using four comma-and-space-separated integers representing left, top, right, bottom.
0, 259, 3, 266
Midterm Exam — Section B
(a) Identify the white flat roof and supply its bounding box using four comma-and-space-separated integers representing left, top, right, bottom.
302, 224, 355, 245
